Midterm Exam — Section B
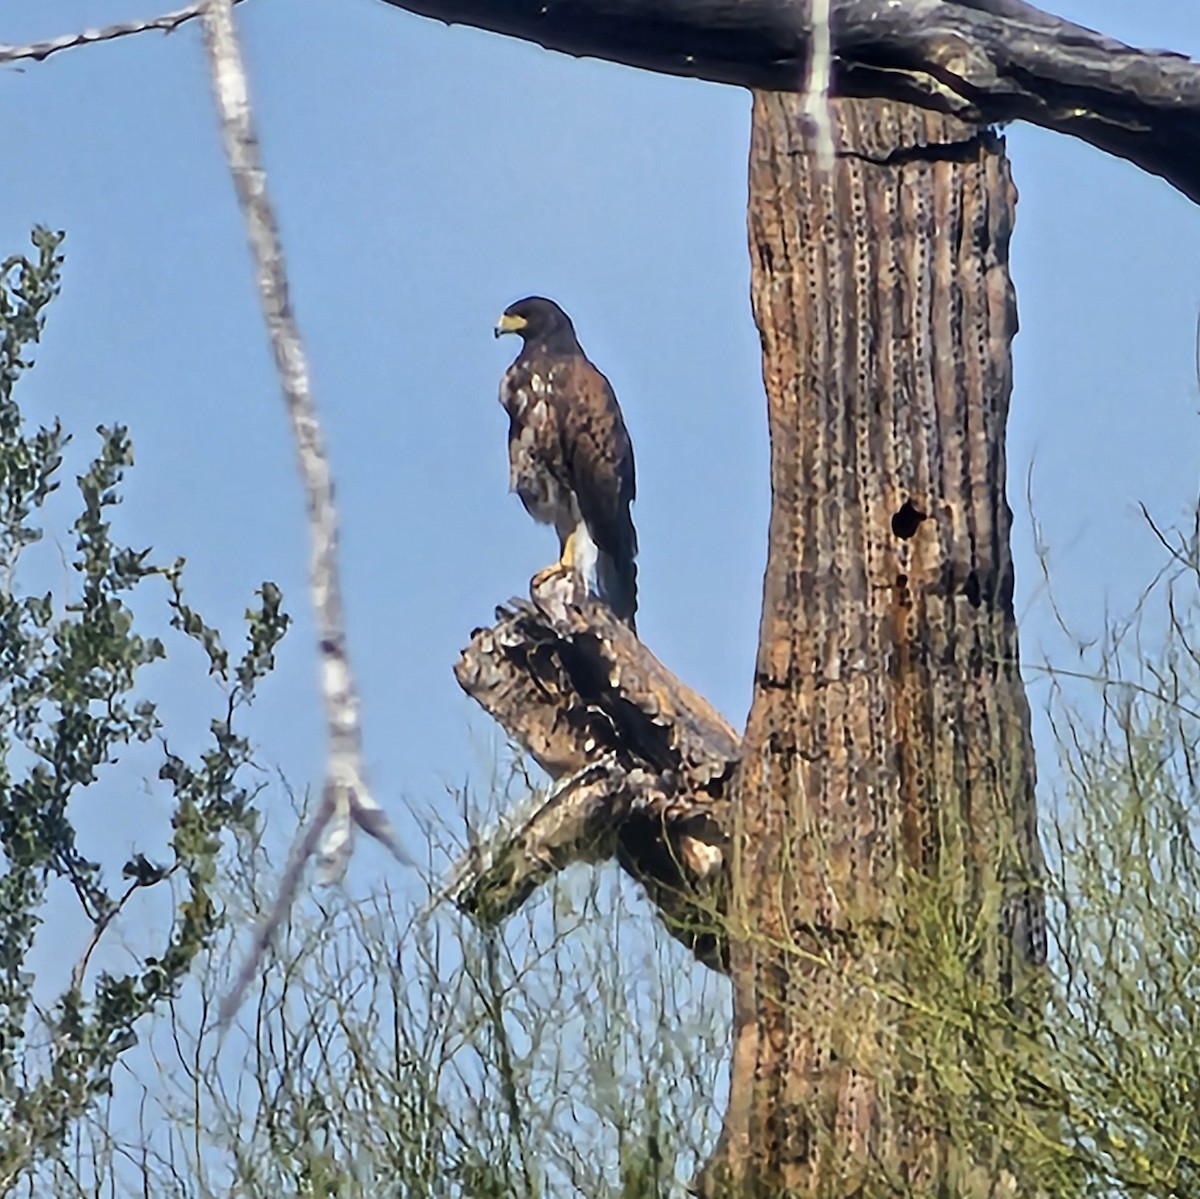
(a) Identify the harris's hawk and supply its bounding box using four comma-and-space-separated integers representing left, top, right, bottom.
494, 297, 639, 630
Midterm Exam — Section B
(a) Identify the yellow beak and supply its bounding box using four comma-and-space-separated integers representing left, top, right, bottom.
494, 312, 527, 338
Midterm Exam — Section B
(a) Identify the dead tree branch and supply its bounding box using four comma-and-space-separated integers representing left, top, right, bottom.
0, 1, 245, 66
199, 0, 409, 1023
379, 0, 1200, 204
11, 1, 1197, 203
449, 579, 739, 969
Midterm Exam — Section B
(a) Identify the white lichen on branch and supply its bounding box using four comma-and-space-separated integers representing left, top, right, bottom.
198, 0, 410, 1024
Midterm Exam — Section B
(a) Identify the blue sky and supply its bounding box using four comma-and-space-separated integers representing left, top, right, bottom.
3, 0, 1200, 1057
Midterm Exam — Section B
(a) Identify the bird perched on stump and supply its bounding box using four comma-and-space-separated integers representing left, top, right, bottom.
495, 297, 639, 630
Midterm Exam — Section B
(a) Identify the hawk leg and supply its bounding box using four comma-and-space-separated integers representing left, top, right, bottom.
531, 526, 580, 588
561, 527, 581, 571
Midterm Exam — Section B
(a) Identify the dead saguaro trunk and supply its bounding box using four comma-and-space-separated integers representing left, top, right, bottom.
700, 96, 1046, 1197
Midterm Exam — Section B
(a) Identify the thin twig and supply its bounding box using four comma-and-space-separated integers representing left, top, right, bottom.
70, 871, 178, 995
0, 1, 244, 66
199, 0, 411, 1024
217, 811, 328, 1025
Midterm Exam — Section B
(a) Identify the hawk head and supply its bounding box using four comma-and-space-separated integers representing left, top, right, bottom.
495, 296, 578, 350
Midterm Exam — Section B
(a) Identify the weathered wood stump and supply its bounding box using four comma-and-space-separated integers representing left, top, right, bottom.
448, 573, 739, 969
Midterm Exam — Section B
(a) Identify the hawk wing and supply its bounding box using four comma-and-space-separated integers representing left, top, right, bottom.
501, 356, 572, 530
552, 355, 638, 625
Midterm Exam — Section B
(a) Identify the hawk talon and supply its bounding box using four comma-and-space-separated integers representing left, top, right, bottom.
531, 563, 570, 590
529, 564, 594, 621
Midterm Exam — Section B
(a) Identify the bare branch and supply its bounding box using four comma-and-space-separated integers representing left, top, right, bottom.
70, 870, 179, 996
0, 1, 244, 66
216, 808, 327, 1026
198, 0, 410, 1020
440, 755, 636, 920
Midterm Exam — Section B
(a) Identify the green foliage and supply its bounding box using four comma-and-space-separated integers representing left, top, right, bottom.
1038, 559, 1200, 1198
857, 548, 1200, 1199
0, 229, 290, 1192
0, 238, 1194, 1198
10, 766, 725, 1199
9, 520, 1200, 1199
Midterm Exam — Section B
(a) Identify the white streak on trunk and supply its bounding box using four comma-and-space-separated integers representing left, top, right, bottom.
802, 0, 836, 170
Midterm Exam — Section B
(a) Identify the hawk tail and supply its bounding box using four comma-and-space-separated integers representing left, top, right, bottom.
597, 547, 638, 632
